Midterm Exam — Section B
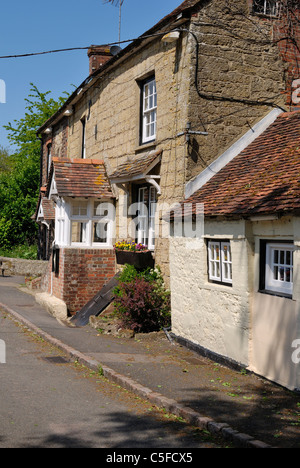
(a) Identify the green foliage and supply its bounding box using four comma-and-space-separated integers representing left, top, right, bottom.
0, 243, 38, 260
0, 146, 13, 174
0, 84, 69, 249
113, 265, 171, 333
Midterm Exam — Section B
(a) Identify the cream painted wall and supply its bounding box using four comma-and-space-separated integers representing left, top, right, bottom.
169, 219, 251, 366
250, 217, 300, 390
170, 216, 300, 391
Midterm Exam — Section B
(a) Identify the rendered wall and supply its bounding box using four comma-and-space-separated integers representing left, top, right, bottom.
169, 216, 300, 390
169, 219, 251, 366
250, 217, 300, 391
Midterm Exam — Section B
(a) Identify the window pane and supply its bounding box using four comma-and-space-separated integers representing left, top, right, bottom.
72, 201, 88, 216
280, 250, 285, 265
93, 221, 107, 243
266, 243, 294, 295
71, 222, 86, 243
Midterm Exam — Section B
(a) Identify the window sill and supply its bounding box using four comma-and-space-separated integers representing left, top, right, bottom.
258, 289, 293, 300
135, 141, 156, 153
69, 244, 114, 249
251, 12, 279, 19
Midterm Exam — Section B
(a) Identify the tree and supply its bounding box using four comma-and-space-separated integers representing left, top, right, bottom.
0, 84, 69, 250
0, 146, 13, 174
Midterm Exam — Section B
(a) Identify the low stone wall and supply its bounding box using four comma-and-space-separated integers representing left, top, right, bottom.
0, 256, 48, 277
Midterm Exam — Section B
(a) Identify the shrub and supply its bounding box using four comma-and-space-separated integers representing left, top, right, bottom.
113, 265, 171, 333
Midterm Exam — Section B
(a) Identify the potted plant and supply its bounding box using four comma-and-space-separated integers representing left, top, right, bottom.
114, 240, 154, 269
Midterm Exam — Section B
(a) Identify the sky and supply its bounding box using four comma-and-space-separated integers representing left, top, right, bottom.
0, 0, 181, 151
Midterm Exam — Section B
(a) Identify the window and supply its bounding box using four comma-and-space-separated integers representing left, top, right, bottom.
55, 199, 67, 246
46, 143, 52, 176
55, 199, 114, 248
81, 118, 86, 159
136, 186, 157, 250
92, 201, 112, 245
141, 77, 157, 144
264, 242, 294, 296
252, 0, 279, 16
208, 240, 232, 285
71, 201, 88, 244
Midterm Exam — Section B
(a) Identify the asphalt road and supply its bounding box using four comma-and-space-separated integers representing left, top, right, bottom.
0, 310, 224, 449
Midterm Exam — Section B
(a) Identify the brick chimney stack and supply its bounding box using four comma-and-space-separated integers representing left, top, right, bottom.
88, 45, 113, 75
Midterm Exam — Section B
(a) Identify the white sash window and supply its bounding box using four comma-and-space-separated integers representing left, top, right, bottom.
142, 77, 157, 144
208, 241, 232, 285
265, 243, 294, 295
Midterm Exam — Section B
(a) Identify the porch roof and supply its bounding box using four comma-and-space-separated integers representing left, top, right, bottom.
171, 111, 300, 220
41, 198, 55, 220
49, 158, 115, 199
109, 150, 162, 183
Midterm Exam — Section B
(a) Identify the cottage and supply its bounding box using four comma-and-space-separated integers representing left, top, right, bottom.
34, 0, 300, 385
169, 109, 300, 391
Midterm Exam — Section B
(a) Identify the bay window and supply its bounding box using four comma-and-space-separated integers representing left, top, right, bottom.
55, 198, 114, 248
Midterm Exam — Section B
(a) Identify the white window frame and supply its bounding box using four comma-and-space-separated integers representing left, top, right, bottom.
142, 77, 157, 144
81, 118, 86, 159
252, 0, 279, 16
208, 241, 232, 285
137, 186, 157, 250
265, 243, 294, 296
137, 187, 148, 246
55, 198, 67, 246
71, 200, 89, 246
54, 198, 114, 248
92, 201, 113, 247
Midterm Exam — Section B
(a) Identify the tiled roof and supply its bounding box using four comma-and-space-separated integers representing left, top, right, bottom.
41, 198, 55, 220
51, 158, 115, 199
109, 150, 162, 181
171, 111, 300, 220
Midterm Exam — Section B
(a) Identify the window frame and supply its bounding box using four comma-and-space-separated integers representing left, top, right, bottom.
55, 198, 113, 248
208, 240, 232, 285
263, 241, 294, 296
135, 185, 157, 251
141, 76, 157, 145
252, 0, 279, 17
81, 117, 86, 159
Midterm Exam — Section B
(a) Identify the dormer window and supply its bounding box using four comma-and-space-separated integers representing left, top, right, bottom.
252, 0, 279, 17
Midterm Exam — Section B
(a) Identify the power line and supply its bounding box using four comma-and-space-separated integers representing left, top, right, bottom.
0, 32, 167, 59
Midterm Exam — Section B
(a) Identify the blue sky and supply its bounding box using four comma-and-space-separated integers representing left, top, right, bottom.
0, 0, 181, 150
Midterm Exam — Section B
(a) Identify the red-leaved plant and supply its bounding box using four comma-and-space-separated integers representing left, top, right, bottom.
113, 265, 171, 333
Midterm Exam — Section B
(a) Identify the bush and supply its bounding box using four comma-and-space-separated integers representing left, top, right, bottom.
113, 265, 171, 333
0, 243, 38, 259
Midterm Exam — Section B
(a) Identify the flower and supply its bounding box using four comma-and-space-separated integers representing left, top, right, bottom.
114, 240, 148, 252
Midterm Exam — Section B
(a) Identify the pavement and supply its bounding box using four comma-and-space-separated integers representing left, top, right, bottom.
1, 275, 300, 449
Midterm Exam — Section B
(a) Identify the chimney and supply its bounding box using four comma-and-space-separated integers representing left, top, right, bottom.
88, 45, 113, 75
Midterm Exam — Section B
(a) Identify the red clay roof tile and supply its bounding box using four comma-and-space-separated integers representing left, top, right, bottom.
51, 158, 115, 199
172, 111, 300, 220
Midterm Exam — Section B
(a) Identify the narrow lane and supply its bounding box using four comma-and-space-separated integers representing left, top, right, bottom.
0, 311, 224, 449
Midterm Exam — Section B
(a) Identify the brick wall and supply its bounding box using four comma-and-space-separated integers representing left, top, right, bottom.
42, 248, 116, 315
274, 8, 300, 107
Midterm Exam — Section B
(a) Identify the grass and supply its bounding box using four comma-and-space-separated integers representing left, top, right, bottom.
0, 243, 38, 260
